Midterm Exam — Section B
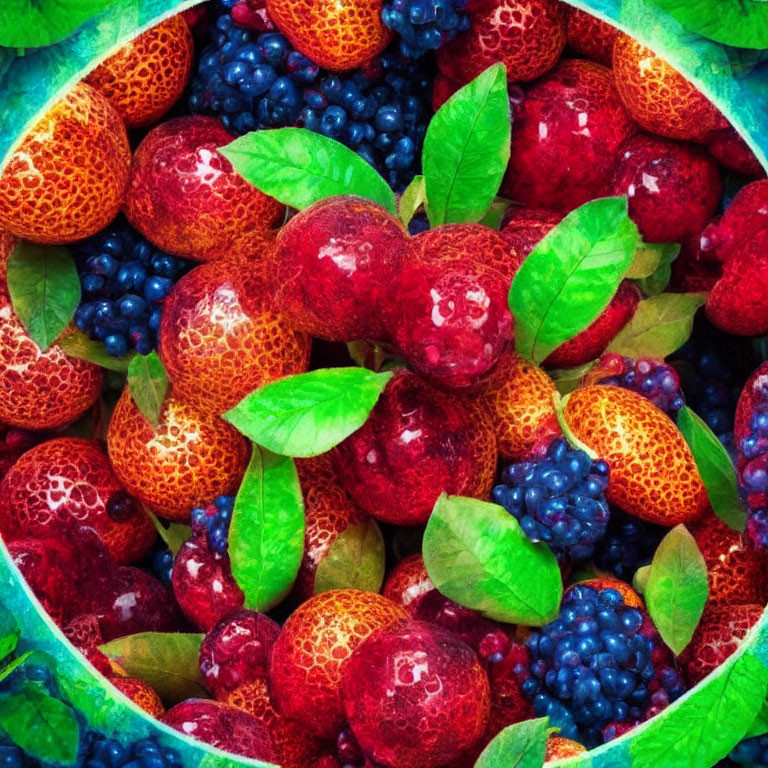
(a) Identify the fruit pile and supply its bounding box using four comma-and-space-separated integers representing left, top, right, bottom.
0, 0, 767, 766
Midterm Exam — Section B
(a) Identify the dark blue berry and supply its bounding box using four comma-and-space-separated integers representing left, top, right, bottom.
190, 495, 235, 556
593, 510, 666, 582
83, 733, 182, 768
381, 0, 471, 58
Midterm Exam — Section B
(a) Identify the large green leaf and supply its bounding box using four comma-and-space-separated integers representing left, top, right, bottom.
422, 494, 562, 625
314, 519, 385, 595
474, 717, 548, 768
0, 0, 112, 48
422, 63, 510, 226
223, 368, 393, 458
509, 197, 640, 364
219, 128, 396, 214
229, 447, 305, 612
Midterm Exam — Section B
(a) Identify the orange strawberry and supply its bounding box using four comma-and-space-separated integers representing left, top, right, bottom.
546, 736, 587, 761
563, 386, 709, 526
109, 676, 165, 717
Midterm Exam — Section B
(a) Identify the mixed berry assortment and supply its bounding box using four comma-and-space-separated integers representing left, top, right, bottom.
0, 0, 767, 765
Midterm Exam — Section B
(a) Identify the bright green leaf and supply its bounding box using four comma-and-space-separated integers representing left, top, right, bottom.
0, 685, 79, 764
479, 197, 514, 231
745, 701, 768, 739
0, 0, 112, 48
634, 244, 680, 297
99, 633, 206, 703
627, 242, 681, 279
633, 564, 651, 595
314, 518, 385, 595
422, 494, 562, 625
223, 367, 393, 458
474, 716, 548, 768
423, 63, 510, 226
127, 351, 168, 427
230, 446, 305, 612
606, 292, 707, 359
0, 611, 19, 663
219, 128, 396, 214
143, 508, 190, 557
677, 406, 747, 532
6, 241, 80, 351
645, 525, 708, 655
509, 197, 640, 364
57, 330, 135, 373
399, 174, 425, 227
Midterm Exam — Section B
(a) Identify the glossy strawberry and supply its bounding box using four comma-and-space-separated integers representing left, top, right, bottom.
125, 116, 284, 262
563, 6, 616, 66
269, 589, 407, 738
382, 554, 435, 615
108, 676, 165, 717
564, 385, 709, 525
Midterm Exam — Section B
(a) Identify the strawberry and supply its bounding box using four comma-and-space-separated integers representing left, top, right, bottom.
108, 676, 165, 717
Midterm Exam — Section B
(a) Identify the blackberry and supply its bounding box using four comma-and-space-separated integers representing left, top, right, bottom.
83, 732, 182, 768
594, 354, 684, 417
189, 10, 434, 189
73, 222, 192, 357
519, 584, 685, 746
191, 495, 235, 556
491, 438, 611, 561
593, 510, 666, 582
381, 0, 471, 58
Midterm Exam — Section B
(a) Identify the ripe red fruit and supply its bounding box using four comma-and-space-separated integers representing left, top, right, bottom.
172, 535, 244, 631
0, 437, 155, 564
269, 589, 407, 738
707, 126, 765, 179
382, 554, 435, 615
503, 60, 636, 212
125, 116, 284, 262
331, 370, 497, 526
199, 609, 281, 697
273, 196, 409, 342
342, 620, 491, 768
735, 361, 768, 449
159, 258, 311, 414
487, 642, 535, 733
678, 603, 763, 685
437, 0, 565, 86
108, 676, 165, 717
611, 133, 723, 244
563, 7, 616, 66
62, 614, 113, 676
0, 425, 41, 484
499, 206, 561, 260
162, 699, 277, 760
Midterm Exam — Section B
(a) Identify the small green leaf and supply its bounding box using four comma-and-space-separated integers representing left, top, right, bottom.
6, 241, 80, 351
634, 244, 680, 297
549, 361, 596, 397
633, 564, 651, 595
606, 292, 707, 359
346, 340, 391, 372
0, 619, 19, 662
127, 351, 168, 427
555, 393, 598, 461
314, 519, 386, 595
0, 650, 40, 683
230, 446, 305, 612
479, 197, 514, 231
0, 685, 79, 765
0, 0, 112, 48
99, 633, 206, 703
677, 406, 747, 532
422, 494, 562, 625
220, 128, 396, 214
399, 174, 425, 227
474, 716, 548, 768
646, 0, 768, 49
745, 701, 768, 739
628, 243, 672, 279
57, 330, 135, 373
143, 508, 190, 557
223, 367, 393, 458
423, 63, 510, 226
645, 525, 708, 655
509, 197, 640, 364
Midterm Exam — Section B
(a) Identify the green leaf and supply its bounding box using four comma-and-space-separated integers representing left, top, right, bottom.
0, 0, 112, 48
479, 197, 514, 231
0, 685, 79, 765
645, 525, 708, 656
219, 128, 396, 214
230, 447, 305, 612
0, 614, 19, 663
474, 716, 548, 768
422, 494, 562, 625
314, 519, 386, 595
0, 650, 39, 683
627, 242, 681, 280
127, 351, 168, 428
423, 63, 510, 227
143, 508, 190, 557
646, 0, 768, 49
99, 633, 206, 703
6, 241, 80, 351
634, 244, 680, 297
677, 406, 747, 532
633, 564, 651, 595
57, 330, 134, 373
606, 292, 707, 359
509, 197, 640, 364
223, 367, 393, 458
550, 361, 596, 397
745, 701, 768, 739
399, 175, 425, 227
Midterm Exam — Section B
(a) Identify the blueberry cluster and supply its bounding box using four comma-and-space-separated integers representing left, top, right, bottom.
519, 585, 685, 746
491, 438, 611, 561
739, 404, 768, 548
593, 510, 666, 582
73, 224, 192, 357
596, 356, 685, 417
83, 733, 181, 768
721, 735, 768, 767
191, 495, 235, 556
381, 0, 471, 58
189, 11, 434, 188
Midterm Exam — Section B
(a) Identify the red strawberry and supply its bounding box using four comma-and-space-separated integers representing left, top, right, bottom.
707, 126, 766, 179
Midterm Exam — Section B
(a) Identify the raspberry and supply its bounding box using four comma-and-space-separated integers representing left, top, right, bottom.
593, 510, 666, 582
190, 495, 235, 556
491, 438, 611, 561
73, 222, 192, 356
520, 584, 685, 746
381, 0, 471, 58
